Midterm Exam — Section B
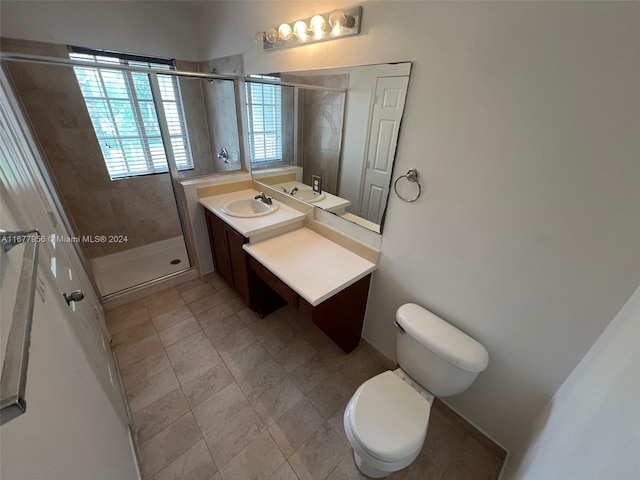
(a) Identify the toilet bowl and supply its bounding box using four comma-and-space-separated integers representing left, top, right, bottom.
343, 303, 489, 478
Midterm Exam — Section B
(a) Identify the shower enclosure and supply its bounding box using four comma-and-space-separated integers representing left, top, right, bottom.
0, 38, 243, 297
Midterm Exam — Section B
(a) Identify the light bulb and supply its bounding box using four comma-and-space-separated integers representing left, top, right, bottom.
265, 27, 278, 44
310, 15, 326, 38
329, 9, 345, 35
278, 23, 293, 41
293, 20, 308, 40
254, 31, 266, 44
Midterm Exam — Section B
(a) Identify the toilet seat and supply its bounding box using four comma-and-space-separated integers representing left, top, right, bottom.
346, 371, 431, 462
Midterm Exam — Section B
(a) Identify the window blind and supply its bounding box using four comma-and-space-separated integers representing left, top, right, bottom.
69, 51, 193, 180
245, 79, 283, 165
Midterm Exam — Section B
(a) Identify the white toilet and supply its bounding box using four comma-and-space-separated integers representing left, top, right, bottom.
343, 303, 489, 478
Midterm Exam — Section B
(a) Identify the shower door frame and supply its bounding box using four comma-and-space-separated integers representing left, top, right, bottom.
0, 52, 245, 300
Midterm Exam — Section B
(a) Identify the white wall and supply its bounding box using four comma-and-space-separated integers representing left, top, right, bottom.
194, 1, 640, 448
503, 284, 640, 479
0, 0, 199, 60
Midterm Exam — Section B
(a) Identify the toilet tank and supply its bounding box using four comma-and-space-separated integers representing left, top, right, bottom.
395, 304, 489, 397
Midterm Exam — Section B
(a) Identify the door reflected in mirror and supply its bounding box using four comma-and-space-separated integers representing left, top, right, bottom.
247, 62, 411, 233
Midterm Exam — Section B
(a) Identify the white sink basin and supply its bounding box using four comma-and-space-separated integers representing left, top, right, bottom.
221, 198, 279, 217
293, 189, 326, 203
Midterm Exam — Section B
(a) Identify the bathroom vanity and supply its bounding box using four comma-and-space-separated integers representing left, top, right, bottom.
200, 188, 377, 353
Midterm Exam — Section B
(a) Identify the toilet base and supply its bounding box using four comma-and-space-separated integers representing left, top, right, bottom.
354, 451, 389, 478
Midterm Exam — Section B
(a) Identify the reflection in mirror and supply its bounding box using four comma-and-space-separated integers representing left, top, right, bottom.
248, 62, 411, 233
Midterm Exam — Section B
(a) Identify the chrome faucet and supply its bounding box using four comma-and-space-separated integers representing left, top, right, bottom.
254, 192, 273, 205
281, 187, 299, 196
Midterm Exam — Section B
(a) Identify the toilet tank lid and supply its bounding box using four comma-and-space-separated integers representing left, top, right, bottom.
396, 303, 489, 373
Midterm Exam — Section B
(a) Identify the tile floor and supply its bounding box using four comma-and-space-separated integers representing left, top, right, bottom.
106, 273, 504, 480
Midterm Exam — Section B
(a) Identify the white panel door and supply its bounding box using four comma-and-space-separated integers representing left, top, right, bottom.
0, 68, 128, 423
360, 76, 409, 223
0, 197, 140, 480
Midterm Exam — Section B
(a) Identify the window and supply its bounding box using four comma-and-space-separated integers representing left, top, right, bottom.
69, 48, 193, 179
245, 77, 284, 168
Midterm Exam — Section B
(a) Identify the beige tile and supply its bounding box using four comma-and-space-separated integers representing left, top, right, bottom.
248, 313, 288, 339
422, 408, 466, 471
337, 348, 385, 389
204, 270, 227, 290
181, 282, 217, 304
307, 374, 354, 419
260, 322, 298, 356
252, 377, 304, 427
151, 439, 217, 480
127, 367, 180, 413
175, 277, 208, 293
182, 361, 235, 408
188, 291, 225, 316
236, 307, 259, 326
268, 462, 300, 480
133, 388, 190, 442
166, 331, 212, 365
106, 299, 150, 334
111, 319, 156, 348
158, 317, 201, 347
219, 431, 285, 480
204, 405, 265, 467
326, 454, 368, 480
144, 288, 186, 318
121, 349, 172, 391
202, 313, 244, 343
153, 305, 194, 331
440, 435, 501, 480
116, 334, 164, 370
196, 302, 234, 329
395, 452, 444, 480
226, 295, 248, 312
288, 354, 333, 395
224, 341, 271, 379
268, 397, 325, 459
318, 342, 350, 370
217, 285, 241, 302
236, 358, 286, 401
140, 412, 202, 479
172, 344, 222, 384
211, 326, 256, 358
192, 382, 248, 435
273, 337, 317, 374
327, 402, 349, 446
288, 423, 349, 480
300, 327, 333, 352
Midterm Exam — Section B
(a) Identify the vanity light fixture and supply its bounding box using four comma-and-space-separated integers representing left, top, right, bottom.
255, 6, 362, 51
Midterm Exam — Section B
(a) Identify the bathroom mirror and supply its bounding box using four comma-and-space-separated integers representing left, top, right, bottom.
248, 62, 411, 233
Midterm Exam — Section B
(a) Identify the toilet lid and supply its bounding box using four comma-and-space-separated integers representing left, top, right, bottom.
348, 371, 431, 462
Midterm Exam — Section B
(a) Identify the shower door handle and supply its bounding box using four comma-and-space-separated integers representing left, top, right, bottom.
63, 290, 85, 305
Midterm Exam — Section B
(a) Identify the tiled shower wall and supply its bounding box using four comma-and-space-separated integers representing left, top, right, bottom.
1, 37, 215, 257
283, 74, 347, 195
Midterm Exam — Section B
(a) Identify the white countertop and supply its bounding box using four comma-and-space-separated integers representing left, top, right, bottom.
199, 189, 306, 238
243, 228, 377, 306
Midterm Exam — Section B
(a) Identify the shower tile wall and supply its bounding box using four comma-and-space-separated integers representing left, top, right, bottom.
1, 38, 212, 258
198, 55, 243, 174
284, 74, 347, 195
176, 60, 215, 179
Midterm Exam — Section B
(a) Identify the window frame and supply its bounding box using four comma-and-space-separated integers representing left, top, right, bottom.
69, 46, 193, 180
245, 76, 287, 170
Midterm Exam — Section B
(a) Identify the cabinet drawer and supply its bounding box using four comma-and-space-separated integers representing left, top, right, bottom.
248, 257, 298, 307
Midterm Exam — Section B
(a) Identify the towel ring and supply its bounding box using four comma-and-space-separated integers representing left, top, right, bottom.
393, 169, 422, 202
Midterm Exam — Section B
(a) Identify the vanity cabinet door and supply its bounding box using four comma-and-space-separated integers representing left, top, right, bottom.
224, 225, 250, 304
205, 210, 231, 284
204, 209, 250, 305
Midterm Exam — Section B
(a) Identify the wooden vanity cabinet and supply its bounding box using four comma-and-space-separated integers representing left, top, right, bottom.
248, 254, 371, 353
204, 209, 250, 305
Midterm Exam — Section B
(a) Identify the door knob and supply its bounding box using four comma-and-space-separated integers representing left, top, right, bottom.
63, 290, 85, 305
